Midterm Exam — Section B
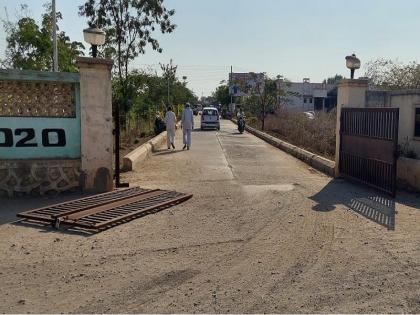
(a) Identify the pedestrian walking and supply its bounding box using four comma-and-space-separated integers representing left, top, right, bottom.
181, 103, 194, 150
165, 106, 177, 149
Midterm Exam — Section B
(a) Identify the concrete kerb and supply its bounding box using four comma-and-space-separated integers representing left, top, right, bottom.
232, 119, 335, 177
123, 122, 181, 171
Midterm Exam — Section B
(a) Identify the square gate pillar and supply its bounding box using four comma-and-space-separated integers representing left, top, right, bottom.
335, 79, 369, 176
77, 57, 114, 192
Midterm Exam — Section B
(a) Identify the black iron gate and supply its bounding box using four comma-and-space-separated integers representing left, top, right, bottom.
339, 108, 399, 196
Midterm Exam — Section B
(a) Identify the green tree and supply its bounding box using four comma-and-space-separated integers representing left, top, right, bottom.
322, 74, 344, 85
171, 80, 197, 105
79, 0, 176, 113
124, 70, 196, 119
245, 73, 280, 131
159, 59, 197, 108
125, 71, 165, 119
212, 84, 230, 108
159, 59, 178, 106
2, 4, 84, 72
365, 58, 420, 89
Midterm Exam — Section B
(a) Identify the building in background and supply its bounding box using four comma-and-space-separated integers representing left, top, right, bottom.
229, 72, 265, 97
228, 73, 338, 114
278, 78, 337, 112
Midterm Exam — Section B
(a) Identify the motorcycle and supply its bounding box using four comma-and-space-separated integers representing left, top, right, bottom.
154, 116, 166, 135
237, 116, 245, 134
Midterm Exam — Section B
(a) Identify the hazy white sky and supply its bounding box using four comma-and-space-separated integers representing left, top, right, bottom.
2, 0, 420, 96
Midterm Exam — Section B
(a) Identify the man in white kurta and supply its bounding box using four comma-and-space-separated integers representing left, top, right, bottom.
165, 107, 177, 149
181, 103, 194, 150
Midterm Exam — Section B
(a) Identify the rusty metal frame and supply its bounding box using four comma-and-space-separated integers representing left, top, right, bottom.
17, 187, 192, 231
64, 192, 192, 230
17, 187, 150, 222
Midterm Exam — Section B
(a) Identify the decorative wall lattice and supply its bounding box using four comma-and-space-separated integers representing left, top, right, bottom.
0, 81, 76, 117
0, 160, 82, 197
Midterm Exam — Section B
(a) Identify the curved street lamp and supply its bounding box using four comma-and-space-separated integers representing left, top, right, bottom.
83, 27, 106, 58
345, 54, 361, 79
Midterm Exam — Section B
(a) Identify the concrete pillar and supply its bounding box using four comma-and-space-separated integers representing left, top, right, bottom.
335, 79, 369, 176
77, 57, 114, 192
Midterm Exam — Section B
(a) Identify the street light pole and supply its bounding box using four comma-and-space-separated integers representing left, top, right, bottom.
230, 65, 233, 107
52, 0, 58, 72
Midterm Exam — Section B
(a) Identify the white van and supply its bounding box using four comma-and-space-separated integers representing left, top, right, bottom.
201, 107, 220, 130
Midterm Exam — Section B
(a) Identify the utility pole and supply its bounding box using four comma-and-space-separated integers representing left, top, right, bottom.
52, 0, 58, 72
4, 7, 9, 22
230, 65, 233, 111
167, 77, 170, 106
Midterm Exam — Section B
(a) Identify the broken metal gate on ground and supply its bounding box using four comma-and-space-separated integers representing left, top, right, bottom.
18, 187, 192, 232
339, 108, 399, 197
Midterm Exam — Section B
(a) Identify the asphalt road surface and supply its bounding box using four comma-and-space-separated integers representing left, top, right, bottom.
1, 119, 419, 313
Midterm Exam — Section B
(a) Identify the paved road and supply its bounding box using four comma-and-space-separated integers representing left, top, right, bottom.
1, 119, 419, 313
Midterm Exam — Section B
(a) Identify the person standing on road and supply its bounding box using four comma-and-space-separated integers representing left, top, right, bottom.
165, 106, 177, 150
181, 103, 194, 150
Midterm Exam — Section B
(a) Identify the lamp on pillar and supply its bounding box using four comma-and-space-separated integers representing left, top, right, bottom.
83, 27, 106, 58
82, 26, 128, 188
345, 54, 361, 79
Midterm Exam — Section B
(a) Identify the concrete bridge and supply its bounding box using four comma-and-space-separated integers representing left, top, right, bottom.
1, 118, 420, 313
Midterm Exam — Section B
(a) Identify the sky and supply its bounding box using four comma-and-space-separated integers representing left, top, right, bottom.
1, 0, 420, 96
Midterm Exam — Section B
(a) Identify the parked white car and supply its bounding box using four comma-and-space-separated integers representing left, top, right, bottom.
201, 107, 220, 130
303, 111, 315, 119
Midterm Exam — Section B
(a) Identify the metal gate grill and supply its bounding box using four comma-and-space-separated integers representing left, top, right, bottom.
339, 108, 399, 196
18, 187, 192, 232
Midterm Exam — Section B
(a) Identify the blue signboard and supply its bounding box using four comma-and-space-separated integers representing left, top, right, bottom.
0, 71, 81, 160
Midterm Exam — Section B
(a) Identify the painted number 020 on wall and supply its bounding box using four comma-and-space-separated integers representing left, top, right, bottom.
0, 128, 66, 147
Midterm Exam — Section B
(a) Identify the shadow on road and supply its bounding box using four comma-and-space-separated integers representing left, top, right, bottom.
310, 179, 420, 230
0, 191, 94, 226
12, 220, 96, 237
153, 149, 184, 156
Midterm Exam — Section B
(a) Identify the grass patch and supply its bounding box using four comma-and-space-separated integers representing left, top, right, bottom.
249, 110, 336, 160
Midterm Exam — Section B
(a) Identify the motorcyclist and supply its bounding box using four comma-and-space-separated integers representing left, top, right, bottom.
237, 109, 245, 133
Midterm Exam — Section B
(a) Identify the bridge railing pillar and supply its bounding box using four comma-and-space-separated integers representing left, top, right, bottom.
335, 79, 369, 176
77, 57, 114, 192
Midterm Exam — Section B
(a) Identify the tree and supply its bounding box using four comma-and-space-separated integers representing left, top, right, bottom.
2, 4, 84, 72
125, 69, 197, 120
79, 0, 176, 112
212, 84, 230, 108
322, 74, 344, 85
160, 59, 177, 106
158, 59, 196, 107
245, 73, 280, 131
365, 59, 420, 89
